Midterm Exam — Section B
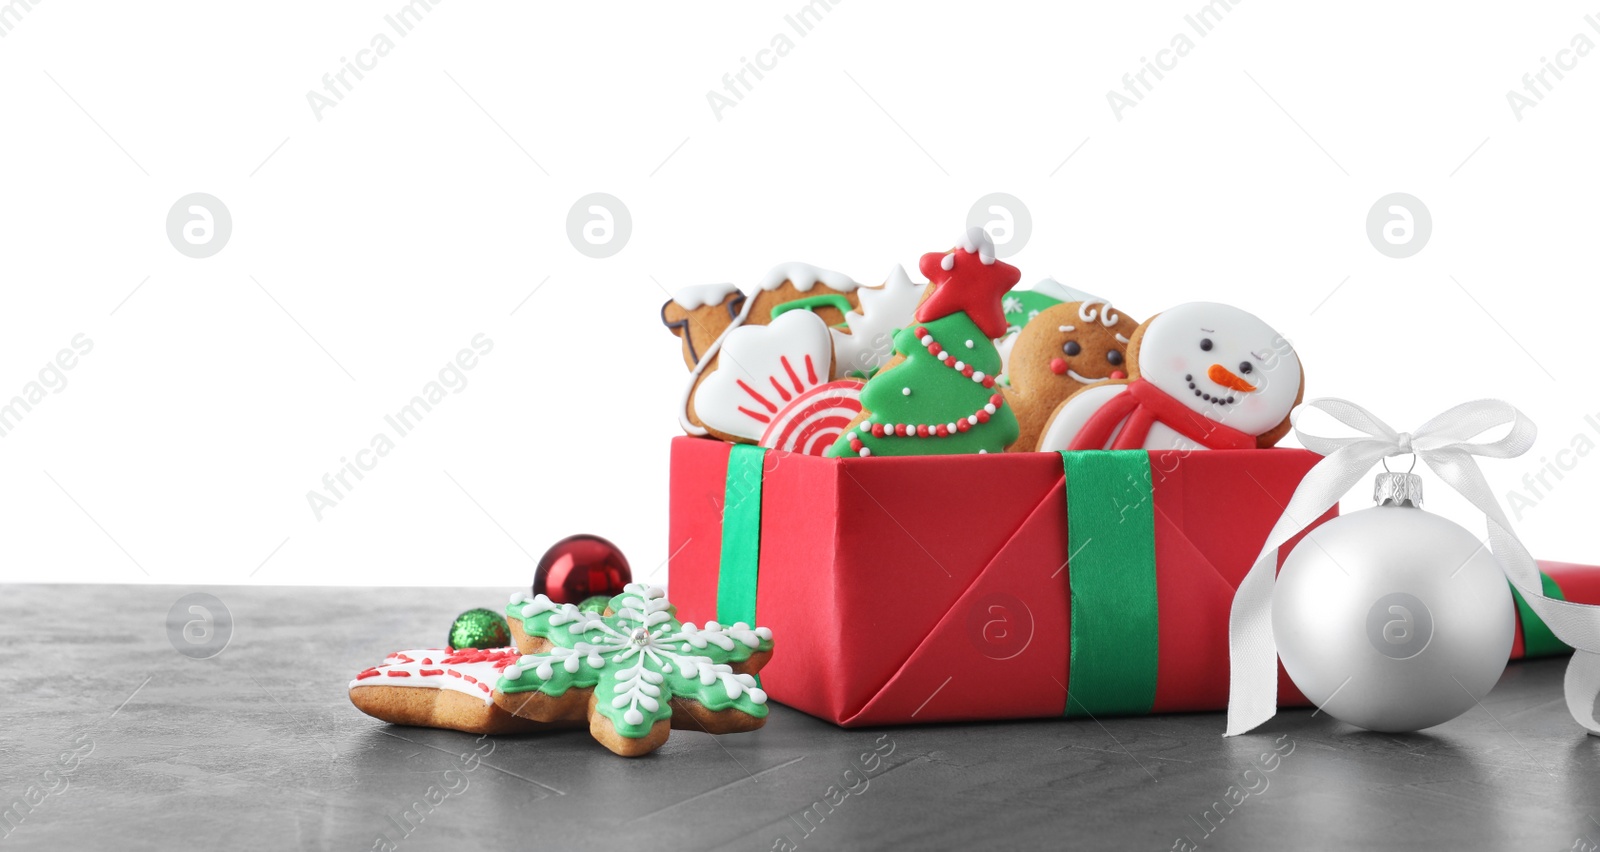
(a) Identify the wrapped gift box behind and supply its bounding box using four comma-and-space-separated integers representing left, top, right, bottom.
667, 437, 1583, 727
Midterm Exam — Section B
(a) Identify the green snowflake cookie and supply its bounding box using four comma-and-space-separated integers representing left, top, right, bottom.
500, 584, 773, 743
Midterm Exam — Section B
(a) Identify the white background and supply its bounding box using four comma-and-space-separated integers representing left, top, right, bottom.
1, 0, 1597, 587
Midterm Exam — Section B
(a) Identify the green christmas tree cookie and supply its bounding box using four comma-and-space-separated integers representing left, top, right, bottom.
826, 228, 1021, 457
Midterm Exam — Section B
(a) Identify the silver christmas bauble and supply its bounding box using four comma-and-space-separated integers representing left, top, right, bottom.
1272, 473, 1514, 732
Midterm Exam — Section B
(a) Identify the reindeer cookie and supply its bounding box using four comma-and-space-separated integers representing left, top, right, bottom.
1002, 300, 1140, 452
661, 283, 745, 369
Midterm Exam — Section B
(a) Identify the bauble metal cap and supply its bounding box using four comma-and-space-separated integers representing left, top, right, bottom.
1373, 471, 1424, 508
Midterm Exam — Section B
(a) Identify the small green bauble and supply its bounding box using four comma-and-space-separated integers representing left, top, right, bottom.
448, 608, 511, 650
577, 595, 612, 615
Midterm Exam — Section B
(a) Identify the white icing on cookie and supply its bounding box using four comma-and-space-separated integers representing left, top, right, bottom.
757, 262, 860, 293
678, 264, 859, 436
758, 379, 864, 456
677, 288, 761, 436
670, 282, 741, 311
829, 264, 926, 379
695, 310, 834, 441
1136, 302, 1300, 437
349, 648, 520, 704
1038, 383, 1131, 451
1078, 302, 1121, 328
958, 227, 996, 265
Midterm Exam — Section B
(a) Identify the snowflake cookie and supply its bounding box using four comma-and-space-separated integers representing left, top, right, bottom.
498, 583, 774, 757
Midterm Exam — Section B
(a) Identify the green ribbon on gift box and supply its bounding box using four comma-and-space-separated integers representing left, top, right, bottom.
712, 446, 1165, 716
1060, 451, 1161, 718
716, 444, 768, 626
1513, 572, 1571, 657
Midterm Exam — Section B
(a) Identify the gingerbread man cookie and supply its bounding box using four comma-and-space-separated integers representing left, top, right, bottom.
679, 263, 862, 441
1036, 301, 1304, 452
498, 584, 772, 757
996, 278, 1106, 376
1002, 300, 1140, 452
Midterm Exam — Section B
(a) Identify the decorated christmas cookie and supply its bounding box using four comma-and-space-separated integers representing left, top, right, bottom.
676, 263, 862, 437
691, 309, 836, 443
750, 262, 861, 329
759, 378, 864, 456
1036, 301, 1303, 452
661, 282, 745, 369
500, 584, 773, 757
824, 228, 1021, 458
996, 279, 1107, 376
1002, 300, 1140, 452
830, 265, 930, 380
349, 648, 548, 735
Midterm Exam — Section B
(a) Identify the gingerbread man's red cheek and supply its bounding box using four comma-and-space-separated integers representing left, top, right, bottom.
1049, 357, 1068, 375
1110, 370, 1127, 380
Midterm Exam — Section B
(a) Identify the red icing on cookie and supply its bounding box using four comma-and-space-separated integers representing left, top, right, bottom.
914, 234, 1022, 340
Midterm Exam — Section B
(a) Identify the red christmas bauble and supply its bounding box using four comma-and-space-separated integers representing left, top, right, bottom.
533, 534, 632, 605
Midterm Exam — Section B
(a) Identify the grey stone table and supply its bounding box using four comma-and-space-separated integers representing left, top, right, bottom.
2, 584, 1596, 851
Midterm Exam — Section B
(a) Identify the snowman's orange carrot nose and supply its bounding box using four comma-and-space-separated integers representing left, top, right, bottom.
1208, 364, 1257, 392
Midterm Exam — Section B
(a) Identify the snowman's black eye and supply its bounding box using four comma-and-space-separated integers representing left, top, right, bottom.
1062, 341, 1081, 356
1199, 338, 1213, 351
1239, 361, 1253, 374
1106, 350, 1123, 366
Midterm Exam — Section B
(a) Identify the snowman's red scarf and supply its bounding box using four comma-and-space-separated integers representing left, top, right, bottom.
1068, 379, 1257, 450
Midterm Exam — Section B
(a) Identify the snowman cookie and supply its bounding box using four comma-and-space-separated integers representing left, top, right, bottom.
677, 263, 862, 439
1036, 302, 1303, 452
1002, 300, 1140, 452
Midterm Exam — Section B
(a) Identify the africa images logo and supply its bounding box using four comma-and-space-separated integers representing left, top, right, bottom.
1365, 592, 1433, 661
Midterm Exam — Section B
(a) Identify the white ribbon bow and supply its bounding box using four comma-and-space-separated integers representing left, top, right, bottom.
1226, 398, 1600, 736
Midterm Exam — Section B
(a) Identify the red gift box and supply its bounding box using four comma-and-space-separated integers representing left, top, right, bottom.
667, 437, 1589, 726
